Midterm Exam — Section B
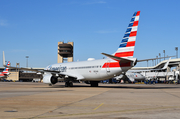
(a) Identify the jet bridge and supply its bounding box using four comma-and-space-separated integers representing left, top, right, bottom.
141, 71, 175, 79
132, 58, 180, 70
130, 58, 180, 83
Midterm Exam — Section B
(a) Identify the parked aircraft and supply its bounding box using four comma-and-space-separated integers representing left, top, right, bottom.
115, 72, 145, 83
0, 61, 10, 79
115, 57, 171, 82
140, 57, 171, 80
4, 11, 141, 87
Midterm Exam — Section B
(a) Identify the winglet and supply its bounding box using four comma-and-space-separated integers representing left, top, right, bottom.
162, 57, 171, 70
3, 51, 6, 66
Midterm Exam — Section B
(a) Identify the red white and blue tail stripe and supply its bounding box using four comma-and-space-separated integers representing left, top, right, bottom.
2, 61, 10, 74
114, 11, 140, 58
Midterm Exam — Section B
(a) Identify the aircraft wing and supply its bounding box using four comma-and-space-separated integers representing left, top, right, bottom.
128, 76, 135, 82
3, 51, 84, 80
5, 65, 84, 80
4, 65, 60, 74
59, 72, 85, 80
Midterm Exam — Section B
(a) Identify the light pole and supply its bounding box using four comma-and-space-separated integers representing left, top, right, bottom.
16, 63, 20, 72
163, 50, 165, 60
175, 47, 178, 58
26, 56, 29, 68
156, 56, 158, 64
159, 53, 161, 62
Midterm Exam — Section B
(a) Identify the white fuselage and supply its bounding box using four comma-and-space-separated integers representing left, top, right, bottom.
0, 73, 6, 78
45, 58, 132, 81
126, 72, 146, 81
0, 72, 9, 78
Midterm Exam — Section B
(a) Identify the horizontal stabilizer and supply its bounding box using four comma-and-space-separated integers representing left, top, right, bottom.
101, 53, 133, 63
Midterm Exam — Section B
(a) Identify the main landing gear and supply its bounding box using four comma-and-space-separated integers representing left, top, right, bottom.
90, 81, 99, 87
65, 81, 73, 87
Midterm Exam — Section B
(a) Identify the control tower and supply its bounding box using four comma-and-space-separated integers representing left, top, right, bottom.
57, 42, 74, 63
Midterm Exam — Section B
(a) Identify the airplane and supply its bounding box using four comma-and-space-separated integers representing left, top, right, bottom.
115, 57, 171, 83
134, 57, 171, 72
141, 60, 171, 82
115, 72, 146, 83
126, 72, 145, 82
0, 61, 10, 79
4, 11, 141, 87
138, 57, 171, 81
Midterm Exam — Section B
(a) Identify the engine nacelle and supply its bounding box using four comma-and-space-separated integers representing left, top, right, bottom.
43, 74, 58, 84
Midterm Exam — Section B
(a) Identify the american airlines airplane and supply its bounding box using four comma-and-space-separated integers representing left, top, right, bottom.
4, 11, 141, 87
141, 57, 171, 81
115, 72, 146, 83
0, 61, 10, 79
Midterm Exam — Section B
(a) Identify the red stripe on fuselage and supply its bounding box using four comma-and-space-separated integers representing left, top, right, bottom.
115, 51, 134, 57
102, 62, 131, 68
0, 74, 5, 76
2, 71, 8, 74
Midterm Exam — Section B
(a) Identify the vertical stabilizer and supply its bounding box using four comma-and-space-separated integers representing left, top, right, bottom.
2, 51, 10, 74
162, 57, 171, 70
114, 11, 140, 58
3, 51, 5, 66
2, 61, 10, 74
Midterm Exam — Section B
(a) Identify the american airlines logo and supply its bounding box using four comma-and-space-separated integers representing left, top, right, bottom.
49, 66, 67, 72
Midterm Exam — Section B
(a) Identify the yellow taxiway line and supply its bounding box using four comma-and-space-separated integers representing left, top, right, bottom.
94, 103, 104, 110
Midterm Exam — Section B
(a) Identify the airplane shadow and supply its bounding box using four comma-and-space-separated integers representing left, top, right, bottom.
98, 85, 180, 89
42, 83, 180, 89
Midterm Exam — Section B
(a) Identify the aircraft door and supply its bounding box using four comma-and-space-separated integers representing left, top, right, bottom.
106, 61, 110, 74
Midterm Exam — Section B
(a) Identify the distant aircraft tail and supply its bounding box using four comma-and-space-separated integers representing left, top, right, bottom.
113, 11, 140, 58
147, 57, 171, 71
162, 57, 171, 70
2, 61, 10, 75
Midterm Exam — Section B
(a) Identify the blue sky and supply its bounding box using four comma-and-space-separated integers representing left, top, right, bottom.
0, 0, 180, 68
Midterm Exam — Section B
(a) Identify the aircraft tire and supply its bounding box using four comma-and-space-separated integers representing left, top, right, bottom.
65, 82, 69, 87
90, 81, 99, 87
65, 81, 73, 87
69, 82, 73, 87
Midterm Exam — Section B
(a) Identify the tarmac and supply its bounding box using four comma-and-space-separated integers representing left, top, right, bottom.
0, 82, 180, 119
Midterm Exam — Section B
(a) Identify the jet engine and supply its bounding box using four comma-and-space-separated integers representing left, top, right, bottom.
43, 74, 58, 84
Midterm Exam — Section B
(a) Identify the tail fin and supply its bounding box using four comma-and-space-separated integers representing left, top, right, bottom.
114, 11, 140, 58
2, 61, 10, 74
3, 51, 5, 66
162, 57, 171, 70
